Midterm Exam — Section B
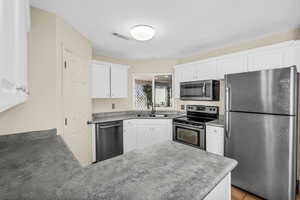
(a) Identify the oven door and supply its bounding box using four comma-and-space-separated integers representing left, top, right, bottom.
173, 122, 205, 149
180, 80, 213, 101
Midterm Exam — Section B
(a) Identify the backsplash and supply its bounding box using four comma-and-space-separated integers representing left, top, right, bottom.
174, 80, 225, 114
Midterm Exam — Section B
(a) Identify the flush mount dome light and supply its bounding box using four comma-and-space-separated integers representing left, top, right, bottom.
130, 25, 155, 41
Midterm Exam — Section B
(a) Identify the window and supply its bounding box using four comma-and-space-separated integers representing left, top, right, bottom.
133, 74, 173, 110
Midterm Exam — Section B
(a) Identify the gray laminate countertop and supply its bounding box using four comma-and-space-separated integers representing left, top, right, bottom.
91, 110, 185, 124
0, 129, 82, 200
206, 115, 225, 127
57, 141, 237, 200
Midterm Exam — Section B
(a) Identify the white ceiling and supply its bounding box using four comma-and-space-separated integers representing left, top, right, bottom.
30, 0, 300, 60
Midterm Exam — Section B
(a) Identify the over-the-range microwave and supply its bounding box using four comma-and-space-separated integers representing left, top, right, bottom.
180, 80, 220, 101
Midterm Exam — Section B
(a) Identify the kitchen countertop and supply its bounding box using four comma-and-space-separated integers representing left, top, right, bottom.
206, 115, 225, 127
91, 110, 185, 123
57, 141, 237, 200
0, 130, 82, 200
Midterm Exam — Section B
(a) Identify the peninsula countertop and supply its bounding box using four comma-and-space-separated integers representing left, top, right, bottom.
57, 141, 237, 200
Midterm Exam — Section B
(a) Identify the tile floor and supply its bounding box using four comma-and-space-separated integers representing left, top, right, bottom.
231, 186, 300, 200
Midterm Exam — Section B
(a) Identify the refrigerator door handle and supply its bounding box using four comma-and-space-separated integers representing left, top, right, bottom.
225, 87, 230, 111
225, 111, 230, 138
225, 87, 230, 138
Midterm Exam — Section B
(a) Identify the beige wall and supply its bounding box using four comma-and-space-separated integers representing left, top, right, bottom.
55, 14, 93, 166
0, 8, 57, 135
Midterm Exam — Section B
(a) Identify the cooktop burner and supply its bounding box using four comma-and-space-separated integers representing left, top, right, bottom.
174, 116, 215, 123
173, 105, 219, 125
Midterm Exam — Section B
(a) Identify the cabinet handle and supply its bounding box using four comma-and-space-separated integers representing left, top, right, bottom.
16, 86, 29, 95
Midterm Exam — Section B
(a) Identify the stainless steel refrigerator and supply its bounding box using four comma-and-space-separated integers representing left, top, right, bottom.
225, 66, 298, 200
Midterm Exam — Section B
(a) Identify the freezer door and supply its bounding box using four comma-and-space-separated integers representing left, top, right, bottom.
225, 112, 296, 200
225, 66, 297, 115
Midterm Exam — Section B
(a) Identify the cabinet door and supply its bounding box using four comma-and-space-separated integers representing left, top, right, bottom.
1, 0, 17, 87
111, 64, 128, 98
174, 67, 183, 99
136, 126, 149, 149
158, 120, 173, 142
295, 41, 300, 72
247, 46, 294, 72
91, 63, 110, 98
206, 126, 224, 156
204, 173, 231, 200
123, 126, 137, 153
195, 61, 218, 80
216, 55, 247, 79
15, 0, 28, 90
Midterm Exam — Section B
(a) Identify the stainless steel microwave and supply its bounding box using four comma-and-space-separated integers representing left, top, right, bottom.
180, 80, 220, 101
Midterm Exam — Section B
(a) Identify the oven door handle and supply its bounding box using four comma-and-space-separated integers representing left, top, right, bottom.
173, 122, 204, 130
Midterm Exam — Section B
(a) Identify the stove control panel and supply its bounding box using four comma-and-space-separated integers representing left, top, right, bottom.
186, 105, 219, 114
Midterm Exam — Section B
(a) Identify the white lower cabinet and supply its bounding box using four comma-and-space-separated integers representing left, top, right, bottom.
206, 125, 224, 156
204, 173, 231, 200
123, 119, 172, 152
123, 120, 138, 153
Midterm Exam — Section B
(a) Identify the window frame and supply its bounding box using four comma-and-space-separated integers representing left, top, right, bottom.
132, 73, 174, 110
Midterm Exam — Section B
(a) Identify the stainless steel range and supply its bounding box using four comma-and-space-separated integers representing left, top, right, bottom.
173, 105, 219, 149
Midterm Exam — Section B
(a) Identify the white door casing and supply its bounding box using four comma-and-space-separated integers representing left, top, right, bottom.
62, 48, 92, 166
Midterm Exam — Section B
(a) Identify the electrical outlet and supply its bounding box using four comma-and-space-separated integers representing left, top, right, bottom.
181, 105, 185, 110
112, 103, 115, 109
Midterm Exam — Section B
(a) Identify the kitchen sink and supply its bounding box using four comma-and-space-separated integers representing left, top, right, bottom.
136, 114, 168, 118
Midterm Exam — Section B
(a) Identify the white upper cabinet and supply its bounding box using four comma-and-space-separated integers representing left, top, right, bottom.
111, 64, 128, 98
294, 41, 300, 71
91, 62, 110, 98
91, 61, 129, 99
180, 64, 194, 82
196, 61, 218, 80
174, 67, 183, 99
216, 54, 248, 79
247, 42, 296, 72
0, 0, 30, 112
174, 40, 299, 84
180, 61, 217, 82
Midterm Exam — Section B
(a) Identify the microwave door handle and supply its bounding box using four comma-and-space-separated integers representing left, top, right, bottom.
202, 82, 206, 96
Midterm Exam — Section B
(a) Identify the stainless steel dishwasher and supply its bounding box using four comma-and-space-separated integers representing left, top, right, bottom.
95, 121, 123, 162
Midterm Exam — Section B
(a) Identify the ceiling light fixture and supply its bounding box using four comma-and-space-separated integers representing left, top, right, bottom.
130, 25, 156, 41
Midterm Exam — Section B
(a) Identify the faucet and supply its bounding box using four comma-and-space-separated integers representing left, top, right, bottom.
151, 102, 156, 115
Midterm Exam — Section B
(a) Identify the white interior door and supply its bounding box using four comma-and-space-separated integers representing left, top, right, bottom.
62, 48, 92, 166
